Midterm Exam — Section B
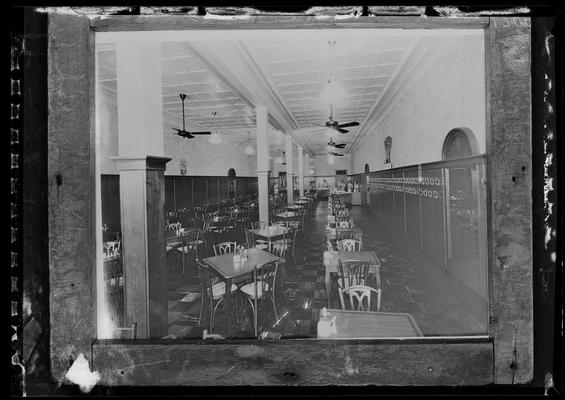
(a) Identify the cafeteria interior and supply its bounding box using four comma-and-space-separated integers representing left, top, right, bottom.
97, 28, 488, 340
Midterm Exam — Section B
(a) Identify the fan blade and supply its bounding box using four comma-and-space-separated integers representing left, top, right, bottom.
189, 131, 212, 135
312, 123, 328, 128
336, 121, 359, 128
335, 128, 349, 134
331, 153, 344, 156
334, 143, 346, 148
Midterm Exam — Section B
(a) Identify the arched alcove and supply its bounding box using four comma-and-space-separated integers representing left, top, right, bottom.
227, 168, 236, 178
365, 163, 370, 173
442, 127, 479, 160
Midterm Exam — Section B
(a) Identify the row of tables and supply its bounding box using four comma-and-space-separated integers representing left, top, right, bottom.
201, 195, 315, 336
318, 193, 423, 338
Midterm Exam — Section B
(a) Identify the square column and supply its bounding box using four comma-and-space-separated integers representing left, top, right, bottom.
256, 106, 270, 225
297, 146, 304, 197
113, 156, 171, 339
285, 134, 294, 204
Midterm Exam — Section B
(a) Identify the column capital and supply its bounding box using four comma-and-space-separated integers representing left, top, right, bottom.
112, 155, 171, 171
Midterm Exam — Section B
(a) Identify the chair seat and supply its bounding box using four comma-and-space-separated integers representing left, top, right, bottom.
211, 282, 238, 299
255, 239, 268, 243
255, 243, 269, 250
240, 281, 270, 299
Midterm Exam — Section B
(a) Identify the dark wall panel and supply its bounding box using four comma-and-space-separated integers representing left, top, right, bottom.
420, 166, 446, 267
101, 174, 121, 232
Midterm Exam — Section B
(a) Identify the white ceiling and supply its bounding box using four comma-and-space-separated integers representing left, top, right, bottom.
97, 31, 419, 156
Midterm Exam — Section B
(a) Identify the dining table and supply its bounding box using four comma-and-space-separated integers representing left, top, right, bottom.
322, 250, 381, 306
286, 204, 302, 211
203, 247, 281, 336
276, 211, 297, 220
316, 309, 423, 338
326, 226, 364, 250
250, 224, 289, 250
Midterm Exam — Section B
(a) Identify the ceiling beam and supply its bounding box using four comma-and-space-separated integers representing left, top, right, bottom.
186, 41, 298, 136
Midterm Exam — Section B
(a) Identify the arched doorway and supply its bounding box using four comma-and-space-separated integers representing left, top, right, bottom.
442, 128, 483, 281
442, 127, 479, 160
365, 163, 370, 173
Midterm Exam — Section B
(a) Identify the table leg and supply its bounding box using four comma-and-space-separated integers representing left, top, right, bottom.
225, 277, 232, 337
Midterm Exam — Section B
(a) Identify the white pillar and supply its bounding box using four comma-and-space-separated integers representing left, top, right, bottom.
256, 106, 270, 226
305, 153, 311, 193
297, 146, 304, 197
114, 42, 169, 339
285, 134, 294, 204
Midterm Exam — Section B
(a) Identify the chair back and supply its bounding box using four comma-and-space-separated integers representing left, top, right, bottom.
213, 241, 237, 256
251, 221, 265, 230
336, 228, 355, 240
337, 239, 362, 252
338, 259, 370, 288
244, 229, 255, 249
338, 220, 353, 229
196, 260, 214, 304
340, 285, 381, 311
179, 229, 201, 257
253, 260, 279, 297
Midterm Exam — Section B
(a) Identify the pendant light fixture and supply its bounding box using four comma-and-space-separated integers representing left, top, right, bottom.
319, 38, 348, 105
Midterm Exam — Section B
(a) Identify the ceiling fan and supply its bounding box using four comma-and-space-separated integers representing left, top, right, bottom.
327, 138, 346, 150
313, 104, 359, 134
328, 150, 344, 157
172, 94, 212, 139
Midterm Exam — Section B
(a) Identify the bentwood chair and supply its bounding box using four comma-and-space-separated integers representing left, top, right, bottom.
239, 260, 280, 337
244, 229, 268, 250
340, 285, 381, 312
176, 229, 205, 274
196, 261, 239, 332
337, 238, 362, 252
250, 221, 269, 247
213, 241, 238, 256
337, 259, 371, 311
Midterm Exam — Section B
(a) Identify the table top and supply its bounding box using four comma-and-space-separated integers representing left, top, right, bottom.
323, 250, 380, 269
318, 309, 423, 338
276, 212, 297, 218
295, 200, 308, 204
286, 205, 302, 210
203, 247, 281, 279
251, 225, 289, 239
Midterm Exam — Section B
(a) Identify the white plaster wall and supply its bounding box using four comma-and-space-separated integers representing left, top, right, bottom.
163, 134, 257, 176
351, 35, 486, 174
98, 108, 258, 176
313, 154, 352, 176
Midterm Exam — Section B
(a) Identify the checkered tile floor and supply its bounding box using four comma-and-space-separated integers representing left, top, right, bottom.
165, 201, 487, 339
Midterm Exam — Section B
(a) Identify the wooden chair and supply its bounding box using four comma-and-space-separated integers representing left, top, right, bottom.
338, 220, 354, 229
244, 229, 268, 250
213, 241, 238, 256
196, 261, 238, 333
250, 221, 269, 247
337, 239, 362, 252
337, 259, 371, 310
176, 229, 205, 274
336, 228, 355, 241
340, 285, 381, 312
239, 260, 279, 336
273, 229, 297, 265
